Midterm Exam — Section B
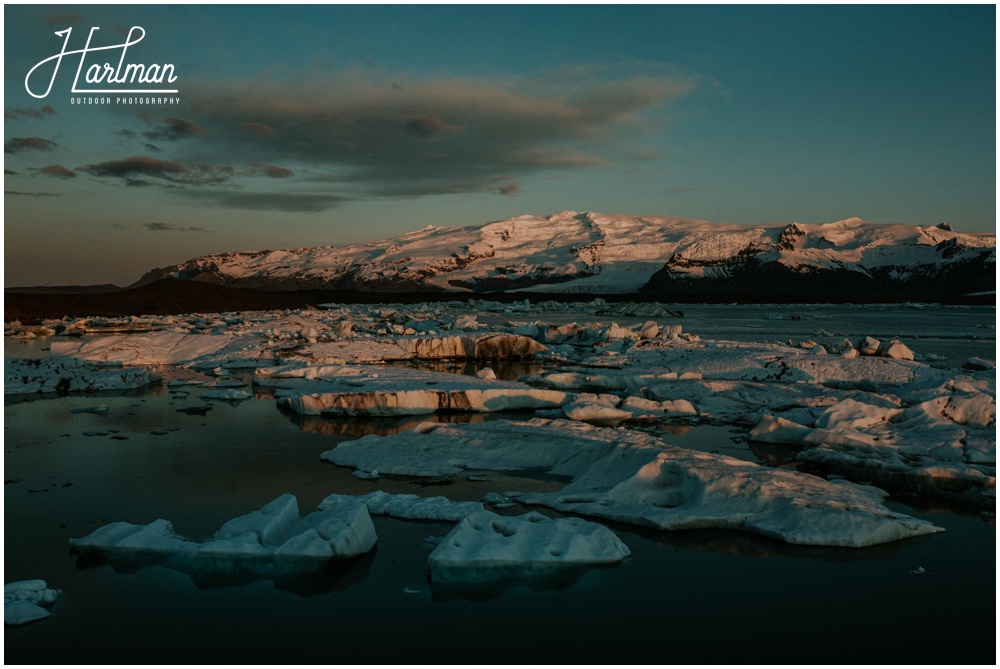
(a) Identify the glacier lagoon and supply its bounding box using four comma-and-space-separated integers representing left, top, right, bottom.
4, 303, 995, 663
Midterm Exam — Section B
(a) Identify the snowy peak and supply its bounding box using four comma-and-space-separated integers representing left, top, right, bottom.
136, 212, 995, 300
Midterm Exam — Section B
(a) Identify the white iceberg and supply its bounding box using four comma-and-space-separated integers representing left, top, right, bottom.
428, 510, 630, 583
319, 491, 484, 521
69, 494, 377, 579
5, 580, 62, 625
324, 418, 943, 547
5, 357, 160, 395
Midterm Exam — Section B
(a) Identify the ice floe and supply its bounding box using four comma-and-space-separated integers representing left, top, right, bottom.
319, 491, 483, 521
69, 494, 377, 580
323, 418, 944, 547
5, 357, 160, 395
5, 580, 62, 625
428, 510, 630, 583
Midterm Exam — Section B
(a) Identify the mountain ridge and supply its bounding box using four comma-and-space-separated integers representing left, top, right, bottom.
132, 211, 996, 300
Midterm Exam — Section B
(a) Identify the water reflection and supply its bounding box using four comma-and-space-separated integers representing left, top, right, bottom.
279, 406, 538, 438
428, 563, 619, 602
73, 548, 375, 596
4, 384, 161, 406
403, 359, 544, 381
612, 522, 933, 562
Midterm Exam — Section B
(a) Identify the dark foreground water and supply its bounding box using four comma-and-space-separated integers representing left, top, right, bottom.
5, 304, 996, 664
5, 383, 995, 664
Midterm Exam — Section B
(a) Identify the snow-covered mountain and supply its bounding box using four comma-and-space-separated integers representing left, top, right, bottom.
135, 211, 995, 299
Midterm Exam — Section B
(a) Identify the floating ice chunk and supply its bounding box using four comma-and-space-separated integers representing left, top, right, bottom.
70, 405, 109, 414
200, 389, 253, 401
878, 340, 914, 361
963, 357, 995, 372
322, 418, 643, 478
476, 367, 497, 380
815, 399, 902, 430
560, 393, 632, 424
69, 494, 377, 580
176, 404, 213, 414
749, 415, 813, 444
857, 336, 881, 356
325, 418, 942, 547
515, 448, 944, 548
453, 314, 479, 331
50, 331, 278, 369
428, 510, 630, 584
5, 358, 160, 395
5, 580, 62, 626
319, 491, 483, 521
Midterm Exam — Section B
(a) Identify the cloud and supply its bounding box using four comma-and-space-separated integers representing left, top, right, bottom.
39, 164, 77, 178
491, 183, 520, 196
5, 190, 60, 197
172, 65, 698, 199
144, 222, 206, 232
42, 12, 79, 25
245, 162, 294, 178
5, 105, 56, 120
79, 155, 233, 186
143, 117, 209, 141
5, 169, 18, 175
239, 122, 275, 136
5, 137, 58, 153
81, 155, 186, 179
404, 117, 462, 137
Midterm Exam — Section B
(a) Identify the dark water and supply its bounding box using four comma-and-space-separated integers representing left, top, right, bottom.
5, 378, 995, 664
5, 305, 996, 663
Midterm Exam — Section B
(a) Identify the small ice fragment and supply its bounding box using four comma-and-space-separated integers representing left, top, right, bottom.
403, 587, 421, 595
910, 566, 926, 575
352, 470, 380, 480
467, 474, 491, 482
176, 404, 213, 414
71, 405, 109, 414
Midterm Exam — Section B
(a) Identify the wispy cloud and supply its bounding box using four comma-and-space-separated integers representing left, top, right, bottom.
491, 182, 520, 196
5, 137, 58, 153
145, 221, 206, 232
42, 12, 79, 25
39, 164, 77, 178
168, 64, 697, 201
79, 155, 233, 186
5, 190, 61, 197
143, 117, 209, 142
245, 162, 294, 178
5, 105, 56, 120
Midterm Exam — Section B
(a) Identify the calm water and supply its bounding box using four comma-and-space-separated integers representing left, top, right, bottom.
4, 304, 996, 664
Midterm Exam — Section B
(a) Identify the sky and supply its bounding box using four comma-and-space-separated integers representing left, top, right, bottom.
3, 4, 996, 286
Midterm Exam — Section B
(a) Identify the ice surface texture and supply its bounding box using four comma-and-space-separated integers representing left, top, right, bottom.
69, 494, 377, 580
5, 580, 62, 625
5, 357, 159, 395
428, 511, 631, 583
324, 418, 943, 547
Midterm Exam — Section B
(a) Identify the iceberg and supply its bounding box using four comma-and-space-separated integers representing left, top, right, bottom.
5, 357, 160, 395
69, 494, 377, 582
319, 491, 484, 521
428, 510, 630, 583
323, 418, 943, 547
5, 580, 62, 626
